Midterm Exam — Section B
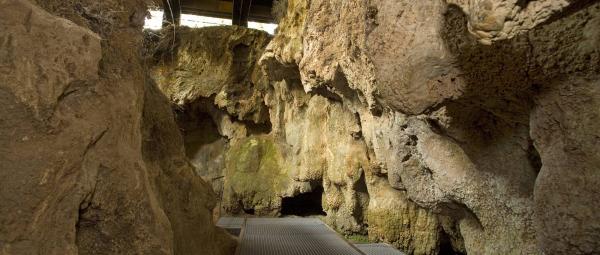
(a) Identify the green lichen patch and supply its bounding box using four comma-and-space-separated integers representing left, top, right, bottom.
223, 136, 289, 215
368, 208, 440, 255
345, 234, 370, 244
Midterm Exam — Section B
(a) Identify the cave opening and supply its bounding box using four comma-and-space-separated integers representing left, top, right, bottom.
177, 111, 222, 159
353, 170, 370, 225
438, 230, 465, 255
243, 208, 256, 215
527, 141, 542, 175
281, 186, 327, 217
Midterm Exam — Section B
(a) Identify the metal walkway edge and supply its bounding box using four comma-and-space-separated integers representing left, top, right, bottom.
216, 217, 245, 236
355, 243, 406, 255
234, 217, 366, 255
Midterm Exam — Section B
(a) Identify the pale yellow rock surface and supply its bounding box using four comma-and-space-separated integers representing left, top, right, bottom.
151, 25, 445, 255
145, 0, 600, 254
259, 0, 600, 254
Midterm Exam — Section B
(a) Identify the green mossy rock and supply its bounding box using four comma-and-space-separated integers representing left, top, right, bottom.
223, 136, 289, 215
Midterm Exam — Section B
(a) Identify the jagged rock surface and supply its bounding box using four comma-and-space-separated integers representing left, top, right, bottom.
150, 25, 444, 255
261, 0, 600, 254
147, 0, 599, 254
0, 0, 235, 254
10, 0, 599, 254
447, 0, 585, 44
153, 26, 272, 124
528, 4, 600, 253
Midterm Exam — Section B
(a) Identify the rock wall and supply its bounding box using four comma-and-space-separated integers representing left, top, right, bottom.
148, 0, 599, 254
261, 0, 600, 254
0, 0, 235, 254
150, 26, 444, 255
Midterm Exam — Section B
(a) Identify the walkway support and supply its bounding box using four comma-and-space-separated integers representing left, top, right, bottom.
162, 0, 181, 27
232, 0, 252, 27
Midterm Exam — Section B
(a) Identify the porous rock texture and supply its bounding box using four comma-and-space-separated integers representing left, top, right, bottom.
447, 0, 585, 44
149, 26, 276, 215
261, 0, 599, 254
150, 0, 599, 255
0, 0, 235, 254
150, 24, 444, 255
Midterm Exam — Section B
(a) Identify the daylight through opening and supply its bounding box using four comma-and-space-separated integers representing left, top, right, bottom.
144, 10, 277, 34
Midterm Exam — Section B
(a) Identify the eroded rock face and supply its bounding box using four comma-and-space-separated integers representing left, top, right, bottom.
0, 0, 235, 254
152, 26, 272, 124
528, 3, 600, 253
530, 77, 600, 254
366, 175, 441, 255
147, 0, 599, 254
150, 24, 444, 254
259, 0, 600, 254
447, 0, 580, 44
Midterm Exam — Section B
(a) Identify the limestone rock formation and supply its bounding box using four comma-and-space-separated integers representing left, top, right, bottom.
152, 26, 272, 124
144, 0, 599, 254
259, 0, 600, 254
142, 78, 237, 255
148, 26, 276, 215
0, 0, 235, 254
528, 4, 600, 253
447, 0, 585, 44
3, 0, 596, 253
366, 175, 441, 255
149, 24, 445, 255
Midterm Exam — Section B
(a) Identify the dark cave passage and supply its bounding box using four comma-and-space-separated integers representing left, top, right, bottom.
243, 208, 256, 215
438, 230, 466, 255
281, 186, 327, 217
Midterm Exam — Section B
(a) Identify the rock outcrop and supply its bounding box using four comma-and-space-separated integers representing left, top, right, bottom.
528, 4, 600, 253
0, 0, 235, 254
447, 0, 584, 44
260, 0, 600, 254
149, 0, 599, 255
149, 25, 444, 255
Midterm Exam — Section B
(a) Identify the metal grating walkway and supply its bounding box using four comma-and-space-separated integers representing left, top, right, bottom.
355, 243, 406, 255
217, 217, 245, 236
237, 218, 366, 255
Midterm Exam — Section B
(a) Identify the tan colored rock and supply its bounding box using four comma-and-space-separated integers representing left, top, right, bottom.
151, 26, 272, 124
148, 26, 278, 217
142, 79, 237, 255
0, 0, 235, 254
264, 1, 541, 253
260, 0, 307, 81
366, 175, 441, 255
149, 25, 439, 251
363, 0, 463, 114
222, 135, 289, 215
1, 1, 106, 253
144, 0, 600, 254
530, 77, 600, 255
528, 3, 600, 254
447, 0, 577, 44
0, 0, 102, 121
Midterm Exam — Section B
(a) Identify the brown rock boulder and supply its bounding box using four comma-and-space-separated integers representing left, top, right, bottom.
0, 0, 235, 254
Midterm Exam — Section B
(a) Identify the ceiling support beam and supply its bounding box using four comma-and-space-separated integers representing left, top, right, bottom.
162, 0, 182, 27
232, 0, 252, 27
179, 0, 273, 23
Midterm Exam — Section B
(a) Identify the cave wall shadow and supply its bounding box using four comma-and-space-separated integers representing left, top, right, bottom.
281, 185, 327, 217
433, 4, 541, 192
